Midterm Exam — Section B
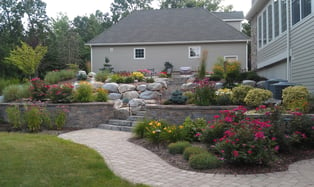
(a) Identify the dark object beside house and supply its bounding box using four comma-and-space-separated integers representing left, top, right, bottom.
271, 82, 297, 100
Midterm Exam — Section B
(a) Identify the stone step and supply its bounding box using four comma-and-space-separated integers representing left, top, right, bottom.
108, 119, 133, 126
135, 110, 147, 116
127, 115, 145, 121
98, 124, 132, 132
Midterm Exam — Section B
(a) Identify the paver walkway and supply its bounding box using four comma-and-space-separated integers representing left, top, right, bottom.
59, 129, 314, 187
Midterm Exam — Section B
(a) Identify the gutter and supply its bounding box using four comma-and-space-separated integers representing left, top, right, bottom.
286, 0, 291, 81
246, 0, 268, 20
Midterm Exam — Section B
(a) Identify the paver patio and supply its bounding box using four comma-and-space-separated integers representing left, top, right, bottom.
59, 129, 314, 187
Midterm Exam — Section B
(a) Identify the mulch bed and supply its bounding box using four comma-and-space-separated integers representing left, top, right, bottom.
129, 137, 314, 175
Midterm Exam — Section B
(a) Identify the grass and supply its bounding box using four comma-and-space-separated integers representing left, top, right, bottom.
0, 133, 148, 187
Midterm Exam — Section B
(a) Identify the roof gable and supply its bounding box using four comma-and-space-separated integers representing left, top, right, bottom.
88, 8, 249, 45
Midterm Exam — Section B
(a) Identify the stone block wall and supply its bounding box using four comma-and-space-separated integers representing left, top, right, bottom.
145, 104, 237, 125
0, 102, 114, 129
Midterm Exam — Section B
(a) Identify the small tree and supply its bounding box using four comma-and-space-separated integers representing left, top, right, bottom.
198, 50, 208, 79
5, 42, 47, 78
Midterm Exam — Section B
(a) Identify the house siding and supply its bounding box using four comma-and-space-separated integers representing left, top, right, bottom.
290, 16, 314, 92
257, 61, 287, 79
91, 42, 247, 73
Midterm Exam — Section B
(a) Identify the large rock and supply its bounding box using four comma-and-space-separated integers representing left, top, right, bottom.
154, 78, 168, 83
108, 93, 122, 100
122, 91, 139, 100
129, 99, 146, 115
155, 81, 168, 89
103, 83, 119, 93
136, 84, 147, 92
181, 83, 198, 91
242, 80, 256, 87
113, 108, 129, 120
88, 72, 96, 78
140, 90, 161, 100
113, 99, 123, 109
119, 84, 136, 93
147, 83, 163, 91
90, 81, 104, 89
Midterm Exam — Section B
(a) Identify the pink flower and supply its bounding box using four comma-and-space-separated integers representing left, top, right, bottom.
210, 125, 215, 129
274, 145, 280, 152
232, 150, 239, 157
271, 137, 277, 141
214, 115, 220, 119
247, 150, 252, 154
254, 131, 265, 139
195, 133, 201, 137
221, 150, 225, 153
312, 126, 314, 130
224, 116, 233, 123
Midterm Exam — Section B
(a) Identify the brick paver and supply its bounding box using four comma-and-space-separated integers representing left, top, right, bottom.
59, 129, 314, 187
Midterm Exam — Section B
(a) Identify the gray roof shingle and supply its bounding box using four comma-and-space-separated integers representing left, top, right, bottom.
212, 11, 244, 20
88, 8, 248, 45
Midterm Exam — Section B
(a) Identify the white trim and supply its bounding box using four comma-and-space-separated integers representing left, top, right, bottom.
90, 46, 93, 72
222, 19, 244, 22
257, 51, 287, 69
188, 46, 201, 59
134, 48, 145, 60
86, 40, 249, 46
224, 55, 239, 61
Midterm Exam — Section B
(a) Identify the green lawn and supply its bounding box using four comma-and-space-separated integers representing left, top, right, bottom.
0, 132, 148, 187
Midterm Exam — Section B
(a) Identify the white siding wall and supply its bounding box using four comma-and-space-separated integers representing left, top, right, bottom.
91, 42, 247, 73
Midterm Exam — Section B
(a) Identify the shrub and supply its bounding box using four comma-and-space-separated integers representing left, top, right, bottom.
94, 88, 108, 102
30, 78, 49, 101
23, 105, 43, 132
0, 78, 20, 95
282, 86, 310, 113
3, 84, 31, 102
145, 77, 155, 83
110, 74, 123, 83
168, 90, 187, 105
54, 106, 69, 130
160, 125, 187, 143
201, 119, 228, 146
193, 78, 216, 106
215, 88, 232, 105
231, 85, 253, 105
48, 83, 73, 103
44, 70, 75, 84
168, 141, 191, 155
124, 76, 135, 83
189, 153, 221, 169
95, 71, 109, 82
133, 119, 151, 138
183, 91, 195, 104
183, 146, 208, 160
132, 72, 145, 81
144, 120, 168, 144
73, 82, 94, 102
244, 88, 272, 107
182, 117, 207, 142
5, 105, 22, 129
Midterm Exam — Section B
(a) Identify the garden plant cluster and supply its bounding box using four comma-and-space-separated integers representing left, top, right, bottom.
133, 105, 314, 170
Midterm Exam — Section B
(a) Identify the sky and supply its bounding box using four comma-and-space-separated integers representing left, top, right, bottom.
43, 0, 252, 20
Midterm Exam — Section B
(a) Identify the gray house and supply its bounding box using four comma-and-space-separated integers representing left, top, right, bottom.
87, 8, 249, 73
246, 0, 314, 92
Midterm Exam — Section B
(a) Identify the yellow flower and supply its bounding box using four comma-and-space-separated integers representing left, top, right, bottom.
152, 131, 156, 134
157, 122, 161, 127
179, 125, 184, 129
163, 127, 167, 130
168, 130, 172, 133
149, 122, 153, 126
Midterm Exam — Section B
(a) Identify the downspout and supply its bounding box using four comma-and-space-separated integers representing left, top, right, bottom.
90, 45, 93, 72
246, 40, 249, 71
286, 0, 291, 81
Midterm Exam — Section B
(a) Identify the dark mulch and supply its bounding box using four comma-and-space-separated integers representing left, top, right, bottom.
129, 137, 314, 175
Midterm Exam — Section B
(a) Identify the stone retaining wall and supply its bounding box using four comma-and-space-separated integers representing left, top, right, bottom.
0, 102, 114, 129
145, 104, 237, 125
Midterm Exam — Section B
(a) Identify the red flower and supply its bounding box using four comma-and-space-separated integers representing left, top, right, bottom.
271, 137, 277, 141
247, 150, 252, 154
274, 145, 280, 152
214, 115, 220, 119
254, 131, 265, 139
210, 125, 215, 129
224, 116, 233, 123
232, 150, 239, 157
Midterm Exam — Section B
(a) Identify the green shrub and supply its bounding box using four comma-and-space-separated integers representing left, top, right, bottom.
215, 88, 232, 105
183, 91, 195, 104
110, 74, 123, 83
244, 88, 272, 107
145, 77, 155, 83
183, 146, 208, 160
94, 88, 108, 102
132, 119, 151, 138
73, 82, 94, 102
30, 78, 49, 101
3, 84, 30, 102
182, 117, 207, 142
168, 90, 187, 105
54, 106, 69, 130
282, 86, 310, 112
167, 141, 191, 155
44, 70, 75, 84
231, 85, 253, 105
23, 105, 43, 132
48, 83, 73, 103
193, 78, 216, 106
201, 121, 227, 146
124, 76, 135, 83
5, 105, 22, 129
0, 78, 20, 95
95, 71, 109, 82
189, 152, 221, 170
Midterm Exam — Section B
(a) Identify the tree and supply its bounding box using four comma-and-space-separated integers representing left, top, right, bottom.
5, 41, 47, 78
110, 0, 153, 23
160, 0, 233, 12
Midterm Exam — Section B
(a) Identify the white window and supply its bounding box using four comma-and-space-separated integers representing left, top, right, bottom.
258, 16, 262, 48
224, 56, 238, 62
268, 4, 273, 42
188, 46, 201, 58
281, 0, 287, 32
292, 0, 312, 25
134, 48, 145, 59
274, 0, 280, 37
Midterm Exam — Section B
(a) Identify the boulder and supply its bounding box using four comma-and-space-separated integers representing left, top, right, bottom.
257, 81, 266, 89
154, 78, 168, 83
88, 72, 96, 78
113, 99, 123, 109
140, 90, 161, 100
103, 83, 119, 93
147, 83, 163, 91
113, 108, 129, 120
129, 99, 146, 114
122, 91, 139, 100
90, 81, 104, 89
108, 93, 122, 100
136, 84, 147, 92
155, 81, 168, 89
119, 84, 136, 93
215, 82, 224, 89
181, 83, 198, 91
242, 80, 256, 87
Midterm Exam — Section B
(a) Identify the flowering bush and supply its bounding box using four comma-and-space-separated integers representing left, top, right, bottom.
193, 78, 216, 106
137, 69, 152, 76
30, 78, 49, 101
231, 85, 254, 105
73, 82, 94, 102
182, 117, 207, 142
94, 88, 108, 102
132, 71, 145, 81
215, 88, 232, 105
158, 72, 168, 78
48, 83, 73, 103
282, 86, 310, 113
244, 88, 272, 107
